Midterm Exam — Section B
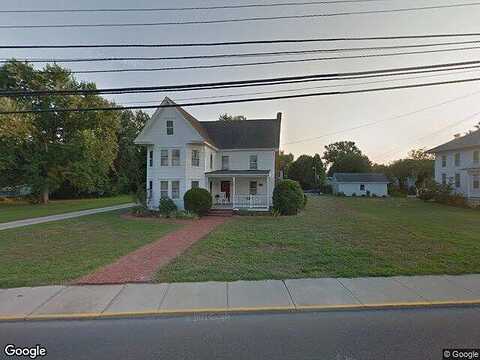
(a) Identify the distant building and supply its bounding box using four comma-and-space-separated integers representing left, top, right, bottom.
331, 173, 389, 197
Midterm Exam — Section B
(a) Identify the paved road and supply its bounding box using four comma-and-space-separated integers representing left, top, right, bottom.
0, 203, 136, 231
1, 307, 479, 360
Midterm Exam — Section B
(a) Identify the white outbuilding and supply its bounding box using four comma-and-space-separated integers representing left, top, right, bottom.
331, 173, 389, 197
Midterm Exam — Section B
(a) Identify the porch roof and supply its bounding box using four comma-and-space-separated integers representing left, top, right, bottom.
205, 170, 270, 177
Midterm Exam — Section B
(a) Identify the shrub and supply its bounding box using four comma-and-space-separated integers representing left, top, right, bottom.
173, 210, 199, 220
159, 197, 177, 217
407, 186, 417, 196
272, 179, 304, 215
337, 192, 346, 197
184, 188, 212, 216
351, 192, 357, 197
302, 194, 308, 209
134, 186, 147, 207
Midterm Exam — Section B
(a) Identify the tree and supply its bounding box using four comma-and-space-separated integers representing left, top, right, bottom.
218, 113, 247, 121
276, 151, 294, 179
323, 141, 371, 176
287, 154, 325, 189
0, 61, 120, 203
387, 149, 434, 190
113, 110, 149, 193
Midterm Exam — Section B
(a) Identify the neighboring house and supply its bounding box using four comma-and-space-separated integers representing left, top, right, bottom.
134, 97, 281, 211
428, 130, 480, 203
331, 173, 389, 197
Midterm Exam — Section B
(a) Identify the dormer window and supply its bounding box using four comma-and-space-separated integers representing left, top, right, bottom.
166, 120, 174, 135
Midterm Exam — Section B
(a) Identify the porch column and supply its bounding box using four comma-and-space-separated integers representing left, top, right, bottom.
467, 171, 471, 198
266, 175, 270, 208
232, 176, 236, 208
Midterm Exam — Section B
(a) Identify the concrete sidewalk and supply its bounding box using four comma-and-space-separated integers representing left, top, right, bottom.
0, 203, 136, 231
0, 275, 479, 321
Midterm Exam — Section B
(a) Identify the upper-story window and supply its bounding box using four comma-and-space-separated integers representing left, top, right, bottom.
474, 175, 480, 189
249, 155, 258, 170
149, 150, 153, 167
192, 150, 200, 167
210, 153, 213, 170
474, 150, 479, 164
222, 156, 229, 170
160, 150, 169, 166
166, 120, 174, 135
454, 153, 461, 167
191, 181, 199, 189
171, 149, 180, 166
441, 155, 447, 167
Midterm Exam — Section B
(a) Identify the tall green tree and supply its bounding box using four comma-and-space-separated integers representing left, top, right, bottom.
323, 141, 371, 176
287, 154, 325, 189
0, 61, 120, 203
387, 149, 434, 190
276, 151, 294, 179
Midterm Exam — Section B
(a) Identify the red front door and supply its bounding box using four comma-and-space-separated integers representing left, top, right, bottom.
220, 181, 231, 202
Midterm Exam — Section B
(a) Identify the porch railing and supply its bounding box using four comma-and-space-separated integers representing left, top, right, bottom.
233, 194, 269, 209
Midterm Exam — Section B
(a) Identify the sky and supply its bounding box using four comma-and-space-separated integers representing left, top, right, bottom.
2, 0, 480, 164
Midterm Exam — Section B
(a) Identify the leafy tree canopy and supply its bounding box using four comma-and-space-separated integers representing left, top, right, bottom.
323, 141, 371, 176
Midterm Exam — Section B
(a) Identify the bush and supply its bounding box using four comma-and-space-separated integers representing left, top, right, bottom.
159, 197, 177, 217
351, 192, 357, 197
173, 210, 199, 220
272, 180, 304, 215
302, 194, 308, 209
134, 186, 147, 207
408, 186, 417, 196
336, 192, 346, 197
184, 188, 212, 216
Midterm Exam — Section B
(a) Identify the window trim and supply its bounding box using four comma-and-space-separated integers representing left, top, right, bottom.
160, 149, 169, 166
191, 149, 200, 167
221, 156, 229, 170
249, 181, 258, 195
160, 181, 169, 198
166, 120, 174, 135
171, 181, 180, 199
171, 149, 180, 166
249, 155, 258, 170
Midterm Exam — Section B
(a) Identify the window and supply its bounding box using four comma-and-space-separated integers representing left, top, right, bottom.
222, 156, 229, 170
210, 153, 213, 170
249, 155, 258, 170
474, 151, 479, 164
166, 120, 174, 135
160, 150, 169, 166
442, 173, 447, 185
441, 155, 447, 167
249, 181, 258, 195
191, 150, 200, 167
160, 181, 169, 198
171, 181, 180, 199
149, 150, 153, 167
191, 181, 199, 189
474, 175, 480, 189
455, 153, 461, 167
455, 173, 461, 188
360, 184, 365, 191
149, 181, 153, 190
172, 149, 180, 166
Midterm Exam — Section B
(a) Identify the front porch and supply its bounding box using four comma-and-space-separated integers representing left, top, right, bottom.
205, 170, 271, 211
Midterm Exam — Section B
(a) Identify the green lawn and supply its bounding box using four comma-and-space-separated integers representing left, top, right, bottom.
156, 196, 480, 282
0, 211, 181, 288
0, 195, 132, 223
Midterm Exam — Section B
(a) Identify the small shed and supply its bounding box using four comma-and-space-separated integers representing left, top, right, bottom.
332, 173, 389, 197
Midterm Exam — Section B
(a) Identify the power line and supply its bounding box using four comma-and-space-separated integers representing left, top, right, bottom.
3, 60, 480, 97
67, 46, 480, 74
3, 33, 480, 49
5, 40, 480, 64
2, 77, 480, 114
282, 89, 480, 145
0, 0, 404, 13
1, 3, 480, 29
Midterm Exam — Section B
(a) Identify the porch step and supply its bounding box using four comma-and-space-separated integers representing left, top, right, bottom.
208, 209, 234, 217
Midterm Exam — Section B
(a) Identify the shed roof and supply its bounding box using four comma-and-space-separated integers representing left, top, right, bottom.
333, 173, 389, 183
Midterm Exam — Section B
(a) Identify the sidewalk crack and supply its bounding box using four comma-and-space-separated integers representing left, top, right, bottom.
282, 280, 296, 309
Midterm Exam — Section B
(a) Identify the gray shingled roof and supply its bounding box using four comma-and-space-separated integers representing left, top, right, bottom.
200, 119, 281, 149
167, 97, 281, 149
428, 130, 480, 153
333, 173, 389, 183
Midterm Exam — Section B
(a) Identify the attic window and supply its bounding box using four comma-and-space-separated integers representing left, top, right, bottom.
166, 120, 174, 135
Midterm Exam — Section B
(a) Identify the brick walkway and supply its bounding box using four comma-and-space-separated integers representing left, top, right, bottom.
75, 216, 227, 284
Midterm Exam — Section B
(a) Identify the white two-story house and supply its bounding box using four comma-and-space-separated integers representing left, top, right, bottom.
428, 130, 480, 204
134, 97, 281, 211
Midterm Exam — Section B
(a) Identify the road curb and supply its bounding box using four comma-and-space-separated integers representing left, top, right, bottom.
1, 300, 479, 323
